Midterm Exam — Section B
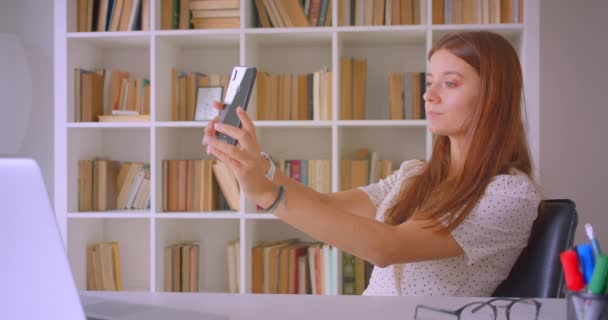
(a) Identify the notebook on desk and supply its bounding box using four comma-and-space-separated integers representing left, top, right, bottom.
0, 158, 227, 320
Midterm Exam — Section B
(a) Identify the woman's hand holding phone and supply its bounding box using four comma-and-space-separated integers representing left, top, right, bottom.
202, 100, 224, 145
202, 100, 277, 209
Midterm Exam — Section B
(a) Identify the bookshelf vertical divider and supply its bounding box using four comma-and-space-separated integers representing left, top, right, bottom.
149, 29, 157, 292
54, 0, 538, 295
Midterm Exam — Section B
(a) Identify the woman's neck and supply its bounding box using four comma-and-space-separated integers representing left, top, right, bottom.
448, 136, 466, 178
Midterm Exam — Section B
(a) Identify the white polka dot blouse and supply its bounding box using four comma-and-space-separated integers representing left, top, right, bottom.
358, 160, 541, 296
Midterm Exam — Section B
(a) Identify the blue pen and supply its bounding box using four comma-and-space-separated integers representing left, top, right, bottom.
585, 223, 603, 257
577, 244, 596, 284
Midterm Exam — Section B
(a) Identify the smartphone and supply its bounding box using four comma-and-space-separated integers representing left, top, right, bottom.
215, 66, 257, 145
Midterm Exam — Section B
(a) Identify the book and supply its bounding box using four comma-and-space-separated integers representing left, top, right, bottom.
164, 241, 200, 292
254, 0, 272, 27
98, 114, 150, 122
252, 242, 271, 293
78, 160, 93, 211
191, 8, 240, 18
86, 242, 122, 291
227, 241, 238, 293
116, 162, 144, 209
212, 161, 240, 211
164, 246, 172, 291
189, 243, 200, 292
110, 242, 122, 290
191, 17, 240, 29
340, 57, 353, 120
190, 0, 240, 10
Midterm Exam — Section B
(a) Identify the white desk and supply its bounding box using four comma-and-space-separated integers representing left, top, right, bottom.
81, 291, 568, 320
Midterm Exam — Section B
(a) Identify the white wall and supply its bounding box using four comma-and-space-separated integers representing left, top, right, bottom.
0, 0, 54, 198
540, 1, 608, 246
1, 0, 605, 248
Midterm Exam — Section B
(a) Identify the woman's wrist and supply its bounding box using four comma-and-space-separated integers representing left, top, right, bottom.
260, 152, 275, 181
261, 155, 271, 176
257, 183, 281, 210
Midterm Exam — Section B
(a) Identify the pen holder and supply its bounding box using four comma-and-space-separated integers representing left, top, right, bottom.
567, 289, 608, 320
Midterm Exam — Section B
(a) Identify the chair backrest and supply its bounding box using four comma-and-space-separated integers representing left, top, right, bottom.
492, 199, 578, 298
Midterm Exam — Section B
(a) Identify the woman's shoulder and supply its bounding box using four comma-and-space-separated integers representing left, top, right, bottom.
397, 159, 425, 177
393, 161, 540, 202
486, 168, 541, 202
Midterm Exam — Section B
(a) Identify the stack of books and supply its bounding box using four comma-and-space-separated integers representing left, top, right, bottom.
78, 159, 117, 212
226, 239, 242, 293
115, 162, 151, 210
278, 159, 331, 193
340, 57, 367, 120
338, 0, 426, 26
162, 159, 237, 212
190, 0, 241, 29
341, 251, 372, 295
78, 159, 151, 211
257, 68, 332, 121
87, 242, 122, 291
340, 148, 395, 191
252, 239, 339, 295
77, 0, 150, 32
254, 0, 332, 28
161, 0, 240, 30
432, 0, 523, 25
387, 72, 427, 120
74, 69, 103, 123
164, 242, 200, 292
74, 68, 150, 123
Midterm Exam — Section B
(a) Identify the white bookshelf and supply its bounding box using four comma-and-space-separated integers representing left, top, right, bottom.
54, 0, 539, 294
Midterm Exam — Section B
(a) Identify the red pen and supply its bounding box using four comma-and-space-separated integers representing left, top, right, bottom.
561, 249, 585, 291
561, 249, 586, 320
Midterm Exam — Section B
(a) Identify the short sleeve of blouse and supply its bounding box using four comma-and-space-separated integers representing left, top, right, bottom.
357, 159, 424, 208
450, 173, 541, 266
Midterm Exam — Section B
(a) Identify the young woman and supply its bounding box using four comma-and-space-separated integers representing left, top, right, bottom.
201, 31, 541, 296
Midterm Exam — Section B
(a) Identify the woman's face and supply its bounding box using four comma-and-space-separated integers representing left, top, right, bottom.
424, 49, 481, 138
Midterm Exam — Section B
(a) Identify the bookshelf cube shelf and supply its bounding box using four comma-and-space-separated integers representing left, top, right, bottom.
244, 30, 333, 122
339, 126, 427, 163
155, 32, 240, 122
338, 29, 426, 120
56, 0, 538, 295
155, 219, 240, 293
154, 0, 247, 31
339, 126, 426, 190
244, 219, 321, 293
154, 126, 237, 214
67, 35, 151, 123
431, 0, 524, 25
244, 31, 333, 75
67, 127, 151, 213
68, 218, 151, 291
66, 0, 154, 34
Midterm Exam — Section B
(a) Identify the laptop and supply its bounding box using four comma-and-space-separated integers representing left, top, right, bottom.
0, 159, 227, 320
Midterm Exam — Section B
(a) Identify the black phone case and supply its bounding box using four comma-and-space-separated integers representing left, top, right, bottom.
216, 66, 257, 145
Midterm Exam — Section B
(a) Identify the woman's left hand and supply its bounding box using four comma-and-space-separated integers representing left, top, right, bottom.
201, 104, 277, 208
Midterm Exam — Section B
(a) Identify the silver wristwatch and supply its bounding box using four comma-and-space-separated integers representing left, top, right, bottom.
260, 152, 276, 181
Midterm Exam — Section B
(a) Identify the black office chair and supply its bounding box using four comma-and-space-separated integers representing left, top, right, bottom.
492, 199, 578, 298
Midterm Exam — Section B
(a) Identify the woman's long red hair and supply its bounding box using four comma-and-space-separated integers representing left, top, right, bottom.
384, 31, 534, 231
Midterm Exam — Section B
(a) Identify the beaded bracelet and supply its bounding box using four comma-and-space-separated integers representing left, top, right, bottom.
262, 185, 285, 213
